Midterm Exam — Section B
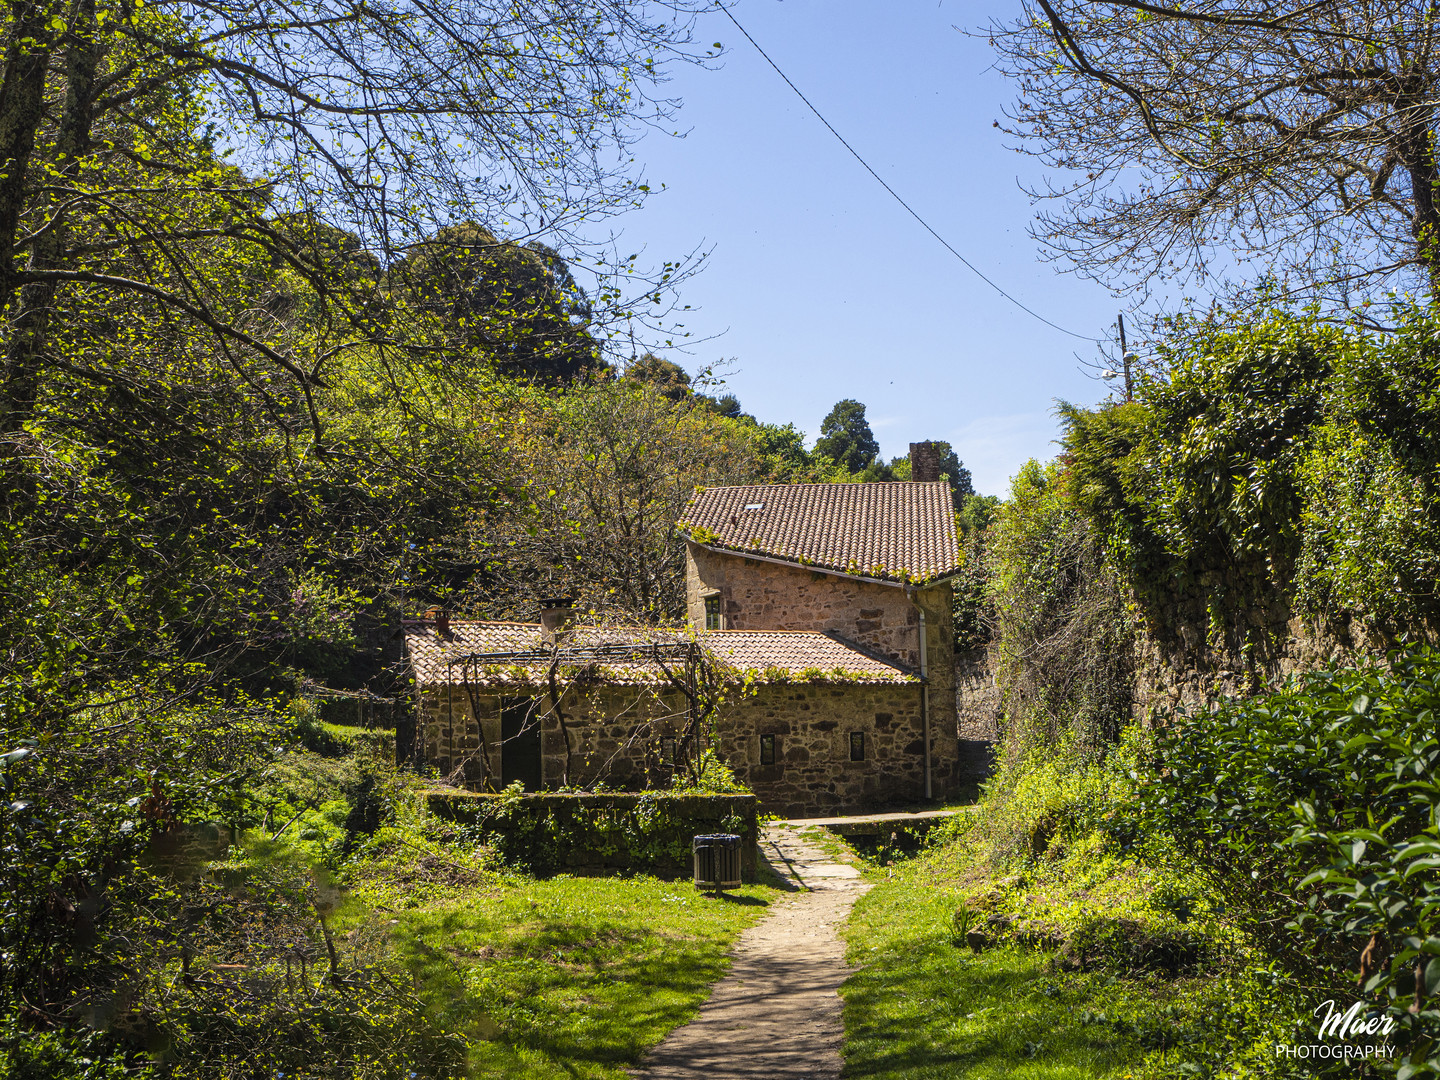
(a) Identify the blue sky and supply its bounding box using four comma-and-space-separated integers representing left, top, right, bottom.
604, 0, 1129, 496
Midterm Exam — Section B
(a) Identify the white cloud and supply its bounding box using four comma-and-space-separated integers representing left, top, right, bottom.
945, 412, 1062, 498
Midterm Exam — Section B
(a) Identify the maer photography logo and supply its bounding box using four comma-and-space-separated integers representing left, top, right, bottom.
1275, 999, 1398, 1061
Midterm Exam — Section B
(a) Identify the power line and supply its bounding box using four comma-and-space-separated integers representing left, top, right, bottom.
714, 1, 1103, 344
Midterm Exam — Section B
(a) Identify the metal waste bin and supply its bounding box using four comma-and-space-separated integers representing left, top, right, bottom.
692, 833, 742, 891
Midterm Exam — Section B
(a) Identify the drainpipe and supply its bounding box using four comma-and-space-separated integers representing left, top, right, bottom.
906, 586, 933, 800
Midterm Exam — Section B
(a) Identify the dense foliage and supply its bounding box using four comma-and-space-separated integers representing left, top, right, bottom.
986, 459, 1135, 766
956, 308, 1440, 1077
1064, 311, 1440, 643
1135, 648, 1440, 1075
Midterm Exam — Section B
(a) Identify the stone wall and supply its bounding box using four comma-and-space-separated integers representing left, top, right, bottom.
954, 647, 1000, 789
683, 544, 957, 737
418, 682, 689, 791
1131, 609, 1395, 719
718, 682, 960, 816
417, 674, 971, 817
941, 600, 1396, 763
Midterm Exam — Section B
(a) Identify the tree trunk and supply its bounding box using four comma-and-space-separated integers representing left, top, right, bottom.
1, 0, 97, 440
1399, 110, 1440, 296
0, 3, 52, 290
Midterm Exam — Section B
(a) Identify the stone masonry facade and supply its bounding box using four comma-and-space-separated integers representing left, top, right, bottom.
417, 683, 688, 792
419, 678, 959, 817
684, 544, 957, 735
717, 682, 954, 815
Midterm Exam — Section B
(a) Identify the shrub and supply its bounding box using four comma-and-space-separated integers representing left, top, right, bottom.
1135, 647, 1440, 1073
988, 460, 1135, 767
1057, 914, 1207, 976
669, 748, 747, 794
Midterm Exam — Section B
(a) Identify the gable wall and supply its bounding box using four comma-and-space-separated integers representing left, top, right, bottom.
685, 544, 957, 736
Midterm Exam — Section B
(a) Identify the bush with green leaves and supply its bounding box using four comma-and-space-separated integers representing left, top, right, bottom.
1135, 647, 1440, 1075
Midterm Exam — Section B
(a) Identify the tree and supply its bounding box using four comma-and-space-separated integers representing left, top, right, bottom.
989, 0, 1440, 318
0, 0, 714, 1061
394, 223, 600, 384
814, 399, 880, 473
626, 352, 693, 401
959, 493, 1002, 535
0, 0, 711, 442
467, 380, 761, 620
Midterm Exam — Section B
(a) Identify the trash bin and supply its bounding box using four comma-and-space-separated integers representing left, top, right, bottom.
692, 833, 742, 891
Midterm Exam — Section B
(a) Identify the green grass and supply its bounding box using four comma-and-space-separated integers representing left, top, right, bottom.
371, 874, 777, 1079
841, 854, 1196, 1080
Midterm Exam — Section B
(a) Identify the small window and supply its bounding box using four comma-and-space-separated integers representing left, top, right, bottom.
849, 731, 866, 761
760, 733, 777, 766
660, 736, 677, 763
705, 595, 723, 631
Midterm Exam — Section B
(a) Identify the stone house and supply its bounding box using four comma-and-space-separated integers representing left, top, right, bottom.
404, 448, 968, 814
405, 620, 927, 813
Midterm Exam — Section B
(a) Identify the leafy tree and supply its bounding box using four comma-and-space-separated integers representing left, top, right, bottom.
626, 352, 693, 401
743, 421, 814, 481
0, 0, 711, 442
702, 393, 745, 420
0, 0, 714, 1063
951, 493, 1002, 651
814, 399, 880, 473
988, 0, 1440, 316
856, 458, 897, 483
959, 493, 1001, 535
465, 380, 762, 620
394, 223, 600, 384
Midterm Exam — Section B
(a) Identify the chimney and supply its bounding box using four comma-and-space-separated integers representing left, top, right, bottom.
538, 596, 576, 646
427, 606, 454, 642
910, 441, 941, 483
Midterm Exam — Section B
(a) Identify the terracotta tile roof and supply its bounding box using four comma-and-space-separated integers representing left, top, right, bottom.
404, 621, 917, 687
701, 630, 916, 682
678, 482, 960, 584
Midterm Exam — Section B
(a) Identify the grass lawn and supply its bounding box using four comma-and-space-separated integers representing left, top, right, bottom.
373, 873, 777, 1079
841, 855, 1195, 1080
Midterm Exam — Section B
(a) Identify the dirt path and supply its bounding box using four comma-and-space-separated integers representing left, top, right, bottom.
629, 824, 870, 1080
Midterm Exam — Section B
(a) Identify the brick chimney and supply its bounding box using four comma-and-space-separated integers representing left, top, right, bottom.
910, 441, 941, 483
426, 606, 454, 641
539, 596, 576, 646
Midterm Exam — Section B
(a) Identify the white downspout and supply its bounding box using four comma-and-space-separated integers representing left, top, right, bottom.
907, 586, 933, 800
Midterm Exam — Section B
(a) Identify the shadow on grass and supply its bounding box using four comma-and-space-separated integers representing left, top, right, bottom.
844, 918, 1150, 1079
704, 891, 768, 906
394, 877, 774, 1079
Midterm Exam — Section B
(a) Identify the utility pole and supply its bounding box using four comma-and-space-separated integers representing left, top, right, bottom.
1117, 314, 1133, 403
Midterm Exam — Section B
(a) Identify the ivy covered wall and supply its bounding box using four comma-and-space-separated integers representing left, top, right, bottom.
980, 309, 1440, 763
